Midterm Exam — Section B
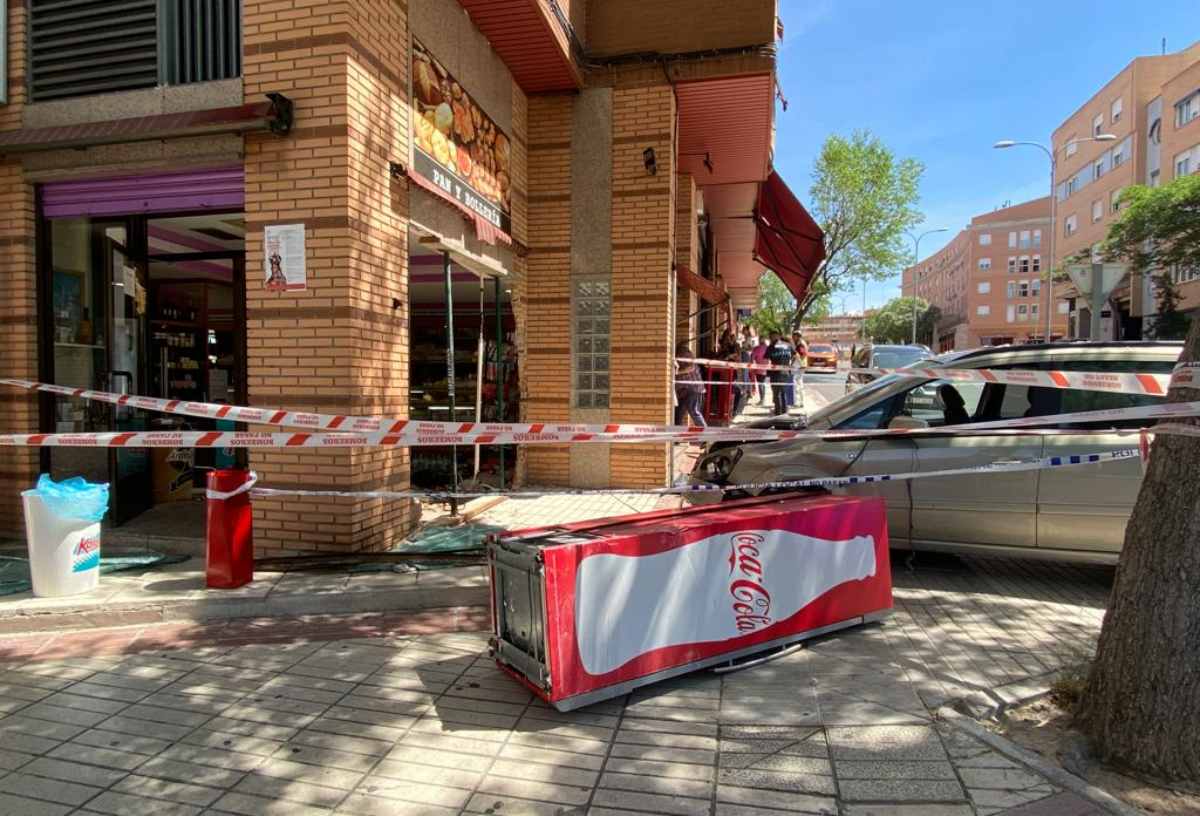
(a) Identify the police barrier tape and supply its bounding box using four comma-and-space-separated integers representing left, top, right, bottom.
4, 361, 1197, 444
3, 400, 1200, 448
247, 447, 1143, 500
679, 358, 1198, 396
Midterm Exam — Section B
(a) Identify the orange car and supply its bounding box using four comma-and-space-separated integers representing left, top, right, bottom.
805, 343, 839, 371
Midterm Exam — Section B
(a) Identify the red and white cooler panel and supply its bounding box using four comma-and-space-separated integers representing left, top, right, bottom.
488, 494, 892, 710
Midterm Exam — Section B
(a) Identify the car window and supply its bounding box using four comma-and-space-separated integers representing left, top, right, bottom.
836, 394, 903, 430
853, 348, 870, 368
873, 348, 930, 369
993, 385, 1063, 420
898, 381, 986, 426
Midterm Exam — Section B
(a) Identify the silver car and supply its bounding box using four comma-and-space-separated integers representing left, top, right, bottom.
691, 342, 1183, 564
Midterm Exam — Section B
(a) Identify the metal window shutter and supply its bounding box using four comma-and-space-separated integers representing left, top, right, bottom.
41, 166, 245, 218
161, 0, 242, 86
29, 0, 159, 102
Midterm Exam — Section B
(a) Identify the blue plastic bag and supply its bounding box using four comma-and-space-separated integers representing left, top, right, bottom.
32, 475, 109, 522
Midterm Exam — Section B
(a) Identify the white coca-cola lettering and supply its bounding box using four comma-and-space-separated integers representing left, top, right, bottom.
574, 528, 876, 676
728, 533, 772, 632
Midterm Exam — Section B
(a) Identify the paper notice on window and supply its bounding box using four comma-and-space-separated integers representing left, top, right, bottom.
263, 224, 307, 292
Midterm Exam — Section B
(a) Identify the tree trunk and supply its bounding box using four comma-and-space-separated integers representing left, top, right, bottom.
1079, 316, 1200, 780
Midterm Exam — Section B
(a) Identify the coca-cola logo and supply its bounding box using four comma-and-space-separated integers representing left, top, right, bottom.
728, 533, 772, 633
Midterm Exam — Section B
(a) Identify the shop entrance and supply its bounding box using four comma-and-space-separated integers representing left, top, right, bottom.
408, 245, 516, 490
39, 210, 246, 526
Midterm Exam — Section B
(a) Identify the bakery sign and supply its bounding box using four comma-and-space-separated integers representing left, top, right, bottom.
411, 39, 512, 236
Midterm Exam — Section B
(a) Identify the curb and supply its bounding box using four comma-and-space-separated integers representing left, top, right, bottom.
951, 668, 1064, 720
937, 706, 1144, 816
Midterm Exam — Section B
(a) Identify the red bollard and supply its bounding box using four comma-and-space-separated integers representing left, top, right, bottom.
205, 469, 257, 589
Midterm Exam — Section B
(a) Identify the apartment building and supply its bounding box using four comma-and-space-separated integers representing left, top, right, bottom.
1157, 56, 1200, 321
0, 1, 823, 551
1052, 40, 1200, 338
901, 198, 1059, 350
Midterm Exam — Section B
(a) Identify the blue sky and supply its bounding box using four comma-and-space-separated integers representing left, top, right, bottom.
772, 0, 1200, 314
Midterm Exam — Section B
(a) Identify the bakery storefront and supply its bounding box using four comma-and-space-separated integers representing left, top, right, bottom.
35, 168, 248, 525
405, 35, 520, 491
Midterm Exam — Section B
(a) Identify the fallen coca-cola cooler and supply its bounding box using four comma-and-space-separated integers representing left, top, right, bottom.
487, 493, 892, 711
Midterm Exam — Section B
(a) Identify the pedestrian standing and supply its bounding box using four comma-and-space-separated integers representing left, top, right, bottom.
674, 343, 707, 428
750, 335, 769, 404
791, 331, 808, 409
767, 331, 794, 416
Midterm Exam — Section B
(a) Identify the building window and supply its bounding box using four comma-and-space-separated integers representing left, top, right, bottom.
1007, 281, 1017, 298
1176, 93, 1200, 128
1008, 231, 1018, 249
978, 282, 991, 294
979, 233, 992, 246
978, 258, 992, 271
27, 0, 243, 102
1032, 279, 1041, 297
1033, 229, 1042, 247
1007, 257, 1017, 274
573, 280, 611, 408
1174, 145, 1200, 179
1066, 139, 1078, 157
1093, 113, 1104, 136
1031, 304, 1039, 318
1150, 168, 1161, 187
1019, 257, 1030, 275
1018, 230, 1031, 249
1018, 281, 1030, 298
1032, 255, 1041, 273
1006, 305, 1016, 323
1094, 157, 1107, 180
1111, 97, 1123, 123
976, 305, 991, 316
1172, 266, 1200, 285
1111, 141, 1126, 167
1065, 214, 1078, 236
1058, 301, 1070, 315
1018, 304, 1028, 321
1092, 199, 1104, 223
1111, 188, 1124, 213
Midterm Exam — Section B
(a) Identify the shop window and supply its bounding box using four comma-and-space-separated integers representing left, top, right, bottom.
574, 280, 611, 409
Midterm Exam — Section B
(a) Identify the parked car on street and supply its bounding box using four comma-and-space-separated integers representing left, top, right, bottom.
691, 342, 1183, 564
846, 344, 932, 393
805, 343, 839, 372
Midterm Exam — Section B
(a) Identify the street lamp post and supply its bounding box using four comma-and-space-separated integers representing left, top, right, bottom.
907, 228, 949, 345
993, 134, 1116, 340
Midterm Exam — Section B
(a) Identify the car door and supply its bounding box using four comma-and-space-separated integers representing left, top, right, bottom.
827, 390, 917, 546
1036, 359, 1173, 554
909, 381, 1045, 550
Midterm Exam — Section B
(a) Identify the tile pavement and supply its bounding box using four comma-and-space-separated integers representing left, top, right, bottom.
0, 553, 1114, 815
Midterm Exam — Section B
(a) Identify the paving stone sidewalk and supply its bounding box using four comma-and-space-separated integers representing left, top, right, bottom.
0, 554, 1114, 816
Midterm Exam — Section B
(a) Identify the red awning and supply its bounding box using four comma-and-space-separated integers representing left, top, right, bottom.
753, 171, 825, 301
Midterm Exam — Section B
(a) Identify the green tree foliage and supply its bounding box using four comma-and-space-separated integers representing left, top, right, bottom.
799, 131, 925, 321
861, 296, 939, 345
1101, 175, 1200, 340
748, 272, 795, 337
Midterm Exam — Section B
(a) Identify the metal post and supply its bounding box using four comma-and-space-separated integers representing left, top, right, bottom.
1090, 262, 1104, 341
495, 274, 505, 490
443, 251, 458, 504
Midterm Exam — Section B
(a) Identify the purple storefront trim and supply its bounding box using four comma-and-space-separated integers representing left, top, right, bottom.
41, 167, 244, 218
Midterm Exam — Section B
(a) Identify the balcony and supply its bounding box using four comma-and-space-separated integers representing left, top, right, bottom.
29, 0, 241, 103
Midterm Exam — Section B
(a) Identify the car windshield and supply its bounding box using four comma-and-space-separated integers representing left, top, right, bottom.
810, 344, 833, 354
804, 373, 918, 428
873, 347, 930, 368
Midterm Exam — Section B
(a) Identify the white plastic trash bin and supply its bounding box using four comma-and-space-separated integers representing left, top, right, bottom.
21, 491, 102, 597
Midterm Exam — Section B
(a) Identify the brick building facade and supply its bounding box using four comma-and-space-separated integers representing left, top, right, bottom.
902, 198, 1062, 350
0, 1, 812, 552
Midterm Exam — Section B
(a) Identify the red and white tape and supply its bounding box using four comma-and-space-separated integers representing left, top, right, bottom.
3, 400, 1199, 448
848, 365, 1177, 396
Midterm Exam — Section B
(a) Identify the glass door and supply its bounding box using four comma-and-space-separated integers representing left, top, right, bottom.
108, 238, 152, 523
